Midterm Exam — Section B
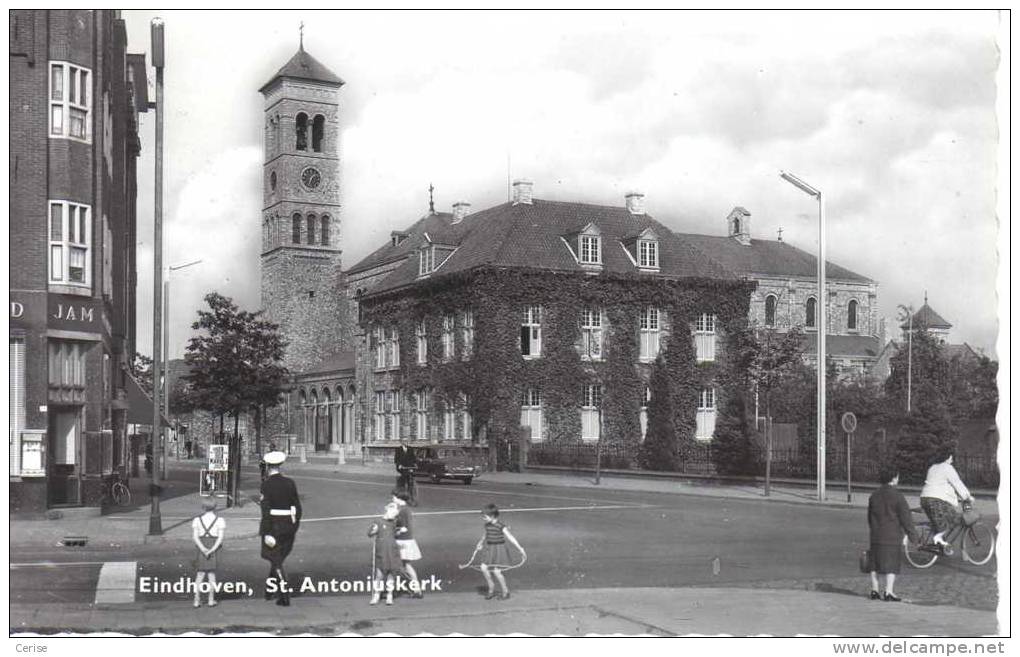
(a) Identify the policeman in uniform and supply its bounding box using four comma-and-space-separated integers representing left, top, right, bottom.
259, 451, 302, 606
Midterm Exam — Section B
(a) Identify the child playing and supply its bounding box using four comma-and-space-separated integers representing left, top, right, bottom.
392, 490, 423, 598
191, 499, 225, 607
367, 502, 404, 605
460, 503, 526, 600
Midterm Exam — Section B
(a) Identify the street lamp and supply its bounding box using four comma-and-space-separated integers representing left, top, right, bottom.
780, 170, 826, 502
149, 17, 166, 536
163, 259, 202, 471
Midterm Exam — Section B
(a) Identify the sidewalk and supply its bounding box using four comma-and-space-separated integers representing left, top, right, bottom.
9, 585, 1000, 636
9, 481, 262, 550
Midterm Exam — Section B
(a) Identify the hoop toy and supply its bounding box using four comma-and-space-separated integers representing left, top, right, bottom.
458, 545, 527, 572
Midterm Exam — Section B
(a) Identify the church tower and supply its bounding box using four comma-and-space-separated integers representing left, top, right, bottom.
259, 42, 348, 373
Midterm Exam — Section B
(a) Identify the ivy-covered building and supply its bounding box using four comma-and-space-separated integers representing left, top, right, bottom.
348, 181, 754, 466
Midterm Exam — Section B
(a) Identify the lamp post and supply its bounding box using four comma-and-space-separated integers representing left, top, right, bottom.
163, 259, 202, 471
149, 17, 166, 536
780, 171, 826, 502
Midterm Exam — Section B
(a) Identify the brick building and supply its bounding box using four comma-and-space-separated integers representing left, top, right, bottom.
684, 207, 883, 377
258, 44, 357, 455
9, 10, 149, 512
349, 182, 753, 467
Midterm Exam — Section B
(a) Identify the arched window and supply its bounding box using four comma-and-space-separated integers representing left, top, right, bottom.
806, 297, 816, 328
306, 214, 317, 245
320, 215, 330, 246
732, 217, 741, 235
312, 114, 325, 152
847, 299, 859, 331
764, 294, 777, 327
292, 213, 302, 244
295, 113, 308, 151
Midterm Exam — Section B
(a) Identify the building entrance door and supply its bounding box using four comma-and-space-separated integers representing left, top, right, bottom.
48, 406, 82, 506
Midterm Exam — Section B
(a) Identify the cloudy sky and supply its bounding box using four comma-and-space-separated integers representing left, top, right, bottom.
122, 10, 1004, 359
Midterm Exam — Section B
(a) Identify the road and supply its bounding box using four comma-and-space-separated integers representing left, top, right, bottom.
10, 462, 998, 612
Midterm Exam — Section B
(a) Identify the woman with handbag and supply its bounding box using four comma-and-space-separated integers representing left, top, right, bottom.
866, 466, 920, 602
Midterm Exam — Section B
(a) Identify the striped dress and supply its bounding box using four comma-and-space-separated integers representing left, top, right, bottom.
480, 520, 514, 568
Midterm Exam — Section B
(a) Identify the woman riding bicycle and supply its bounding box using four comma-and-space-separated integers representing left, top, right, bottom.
919, 448, 974, 551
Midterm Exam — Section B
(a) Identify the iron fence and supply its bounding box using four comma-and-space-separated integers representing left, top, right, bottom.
525, 440, 999, 488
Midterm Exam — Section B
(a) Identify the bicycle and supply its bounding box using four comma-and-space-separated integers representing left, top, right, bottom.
396, 467, 418, 506
903, 502, 995, 568
103, 473, 132, 507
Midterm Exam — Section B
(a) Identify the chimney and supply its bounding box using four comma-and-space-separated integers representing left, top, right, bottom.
512, 179, 533, 205
451, 201, 471, 224
625, 191, 646, 215
727, 206, 751, 246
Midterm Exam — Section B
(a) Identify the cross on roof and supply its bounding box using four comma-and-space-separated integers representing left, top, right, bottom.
428, 183, 435, 214
777, 226, 784, 241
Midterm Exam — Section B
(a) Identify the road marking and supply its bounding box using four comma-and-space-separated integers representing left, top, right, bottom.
295, 473, 630, 505
94, 561, 137, 604
10, 561, 106, 568
301, 503, 652, 524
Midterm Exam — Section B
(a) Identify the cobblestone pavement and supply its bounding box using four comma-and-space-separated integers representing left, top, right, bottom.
712, 567, 998, 612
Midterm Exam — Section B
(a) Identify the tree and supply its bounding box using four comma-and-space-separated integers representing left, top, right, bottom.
184, 292, 289, 505
711, 391, 759, 476
716, 322, 805, 486
948, 354, 998, 420
885, 327, 951, 415
638, 362, 680, 471
129, 352, 154, 397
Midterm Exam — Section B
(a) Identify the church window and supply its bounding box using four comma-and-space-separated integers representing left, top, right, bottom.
806, 297, 816, 328
296, 113, 308, 151
320, 215, 330, 246
292, 213, 301, 244
847, 299, 859, 331
306, 215, 316, 245
270, 171, 277, 191
312, 114, 325, 152
764, 294, 777, 327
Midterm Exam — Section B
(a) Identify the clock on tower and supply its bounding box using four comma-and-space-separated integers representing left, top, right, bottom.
258, 42, 348, 374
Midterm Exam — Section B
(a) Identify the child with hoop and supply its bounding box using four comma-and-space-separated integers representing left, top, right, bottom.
459, 503, 526, 599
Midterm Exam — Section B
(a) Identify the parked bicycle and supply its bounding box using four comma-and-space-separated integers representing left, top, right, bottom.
903, 502, 995, 568
104, 473, 132, 507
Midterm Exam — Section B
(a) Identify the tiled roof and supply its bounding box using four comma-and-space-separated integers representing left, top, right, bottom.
680, 234, 872, 283
801, 333, 883, 359
944, 343, 979, 362
900, 303, 952, 330
347, 212, 457, 274
358, 200, 740, 296
260, 47, 344, 92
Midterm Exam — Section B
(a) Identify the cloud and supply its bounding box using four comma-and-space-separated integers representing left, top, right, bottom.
122, 10, 1002, 358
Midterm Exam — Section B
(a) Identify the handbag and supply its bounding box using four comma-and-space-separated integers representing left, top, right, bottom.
858, 549, 873, 573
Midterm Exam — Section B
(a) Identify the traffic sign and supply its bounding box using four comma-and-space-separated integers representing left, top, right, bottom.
841, 412, 858, 434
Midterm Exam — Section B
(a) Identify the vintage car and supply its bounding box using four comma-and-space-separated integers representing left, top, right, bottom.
414, 447, 482, 485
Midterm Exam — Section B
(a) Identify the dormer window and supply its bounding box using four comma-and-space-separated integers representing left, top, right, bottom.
418, 246, 435, 276
638, 239, 658, 269
580, 235, 601, 264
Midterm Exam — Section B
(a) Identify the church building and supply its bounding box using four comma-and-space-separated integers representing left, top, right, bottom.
257, 44, 886, 466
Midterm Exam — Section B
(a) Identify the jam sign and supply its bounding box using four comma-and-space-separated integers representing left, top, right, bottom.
47, 294, 100, 332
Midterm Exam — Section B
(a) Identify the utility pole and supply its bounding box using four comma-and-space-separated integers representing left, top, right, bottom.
149, 17, 165, 536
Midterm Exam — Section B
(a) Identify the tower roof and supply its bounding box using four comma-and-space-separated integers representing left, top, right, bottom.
901, 303, 952, 330
260, 46, 344, 93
